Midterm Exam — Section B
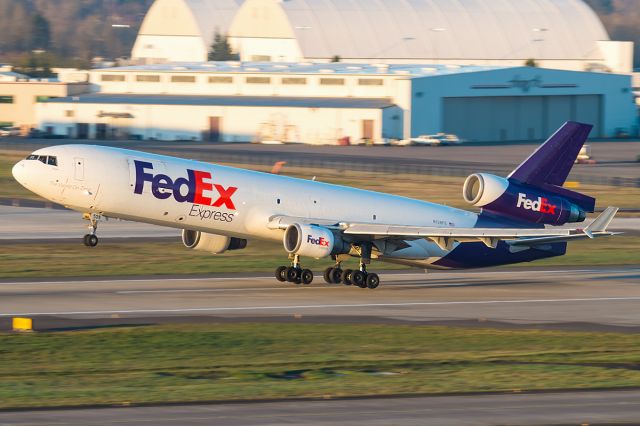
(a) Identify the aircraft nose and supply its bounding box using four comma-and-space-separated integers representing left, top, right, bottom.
12, 160, 26, 186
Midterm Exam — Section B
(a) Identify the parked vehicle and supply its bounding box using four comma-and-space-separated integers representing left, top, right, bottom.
0, 126, 21, 137
409, 133, 461, 146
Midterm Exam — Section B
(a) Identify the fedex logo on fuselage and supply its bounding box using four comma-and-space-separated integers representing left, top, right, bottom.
134, 160, 237, 210
516, 192, 556, 214
307, 235, 330, 246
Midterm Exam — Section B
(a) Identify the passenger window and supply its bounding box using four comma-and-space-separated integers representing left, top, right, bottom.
47, 156, 57, 166
38, 155, 47, 163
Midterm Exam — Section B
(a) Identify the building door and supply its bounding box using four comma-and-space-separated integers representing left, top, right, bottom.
74, 158, 84, 181
209, 117, 221, 142
362, 120, 374, 142
76, 123, 89, 139
95, 123, 108, 139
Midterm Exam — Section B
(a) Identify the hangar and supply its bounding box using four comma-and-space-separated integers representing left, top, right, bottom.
37, 62, 636, 143
131, 0, 634, 73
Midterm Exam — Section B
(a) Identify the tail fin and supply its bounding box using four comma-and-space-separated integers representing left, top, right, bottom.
508, 121, 595, 212
509, 121, 591, 186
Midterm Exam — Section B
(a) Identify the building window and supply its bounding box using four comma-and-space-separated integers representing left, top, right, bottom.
101, 74, 126, 82
209, 76, 233, 84
65, 110, 74, 117
282, 77, 307, 85
0, 96, 14, 104
320, 78, 345, 86
136, 75, 161, 82
35, 96, 54, 102
171, 75, 196, 83
246, 76, 271, 84
358, 78, 383, 86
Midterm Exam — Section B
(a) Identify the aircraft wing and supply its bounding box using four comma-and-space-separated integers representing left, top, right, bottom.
269, 207, 619, 251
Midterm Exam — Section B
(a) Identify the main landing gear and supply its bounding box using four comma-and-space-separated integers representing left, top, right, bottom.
275, 254, 314, 285
82, 213, 100, 247
275, 243, 381, 289
323, 263, 379, 289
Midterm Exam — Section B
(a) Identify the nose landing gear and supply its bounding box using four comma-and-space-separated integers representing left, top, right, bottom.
275, 254, 314, 285
82, 213, 100, 247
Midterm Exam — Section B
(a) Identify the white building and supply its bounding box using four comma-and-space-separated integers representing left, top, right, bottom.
37, 62, 636, 143
130, 0, 634, 74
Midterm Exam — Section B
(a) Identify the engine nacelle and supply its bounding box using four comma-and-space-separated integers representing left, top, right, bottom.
283, 223, 350, 259
463, 173, 586, 225
181, 230, 247, 254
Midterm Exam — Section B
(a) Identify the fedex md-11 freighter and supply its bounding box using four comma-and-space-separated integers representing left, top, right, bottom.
12, 122, 619, 289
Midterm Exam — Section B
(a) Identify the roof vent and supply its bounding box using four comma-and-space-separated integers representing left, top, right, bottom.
319, 69, 335, 73
347, 66, 363, 70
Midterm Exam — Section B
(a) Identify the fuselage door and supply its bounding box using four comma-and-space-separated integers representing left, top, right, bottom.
74, 157, 84, 181
127, 157, 167, 194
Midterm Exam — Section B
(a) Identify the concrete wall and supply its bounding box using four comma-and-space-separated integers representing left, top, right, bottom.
37, 102, 388, 145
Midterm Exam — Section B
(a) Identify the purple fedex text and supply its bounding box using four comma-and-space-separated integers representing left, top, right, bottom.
133, 160, 237, 209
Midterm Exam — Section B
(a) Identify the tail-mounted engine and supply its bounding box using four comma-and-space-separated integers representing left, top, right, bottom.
181, 230, 247, 254
283, 223, 350, 259
463, 173, 586, 225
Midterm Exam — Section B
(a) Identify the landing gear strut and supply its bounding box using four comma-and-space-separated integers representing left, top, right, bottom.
352, 243, 380, 289
275, 254, 314, 285
82, 213, 100, 247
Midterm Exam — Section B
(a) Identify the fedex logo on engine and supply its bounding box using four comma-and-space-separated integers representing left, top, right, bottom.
307, 235, 330, 247
134, 160, 237, 210
516, 193, 556, 214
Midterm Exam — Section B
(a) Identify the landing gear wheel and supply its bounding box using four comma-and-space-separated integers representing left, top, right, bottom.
83, 234, 98, 247
323, 267, 334, 284
286, 267, 301, 282
341, 269, 353, 286
366, 273, 380, 289
331, 268, 343, 284
352, 270, 366, 288
301, 269, 314, 285
275, 266, 288, 282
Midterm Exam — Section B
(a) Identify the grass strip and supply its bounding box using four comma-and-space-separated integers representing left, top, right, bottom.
2, 323, 640, 409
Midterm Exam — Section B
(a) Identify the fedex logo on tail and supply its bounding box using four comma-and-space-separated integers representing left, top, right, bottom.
516, 193, 556, 214
134, 160, 237, 210
307, 235, 330, 246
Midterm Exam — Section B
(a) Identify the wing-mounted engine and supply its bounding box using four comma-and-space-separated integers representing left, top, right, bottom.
181, 230, 247, 254
283, 223, 350, 259
463, 173, 587, 225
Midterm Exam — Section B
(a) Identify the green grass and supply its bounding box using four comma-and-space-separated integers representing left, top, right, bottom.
2, 323, 640, 409
1, 236, 639, 279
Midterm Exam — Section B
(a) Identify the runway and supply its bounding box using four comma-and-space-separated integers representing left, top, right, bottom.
1, 267, 640, 330
2, 389, 640, 425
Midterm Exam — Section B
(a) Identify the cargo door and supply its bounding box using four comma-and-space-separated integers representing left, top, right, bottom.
127, 157, 167, 194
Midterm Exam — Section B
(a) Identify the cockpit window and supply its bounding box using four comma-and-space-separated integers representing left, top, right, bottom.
25, 154, 57, 166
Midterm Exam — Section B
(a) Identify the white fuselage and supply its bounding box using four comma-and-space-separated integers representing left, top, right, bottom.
12, 145, 480, 267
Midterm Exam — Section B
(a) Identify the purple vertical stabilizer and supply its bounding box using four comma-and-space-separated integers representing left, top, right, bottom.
509, 121, 592, 186
507, 121, 595, 212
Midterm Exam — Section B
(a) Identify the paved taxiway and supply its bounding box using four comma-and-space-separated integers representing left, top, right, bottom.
1, 267, 639, 329
2, 389, 640, 425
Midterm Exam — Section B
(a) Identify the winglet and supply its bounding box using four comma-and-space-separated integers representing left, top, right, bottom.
584, 207, 618, 238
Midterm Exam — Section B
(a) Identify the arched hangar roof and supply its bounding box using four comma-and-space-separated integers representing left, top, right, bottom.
137, 0, 242, 46
229, 0, 610, 60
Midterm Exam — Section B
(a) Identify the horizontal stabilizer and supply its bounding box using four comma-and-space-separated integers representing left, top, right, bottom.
584, 206, 618, 238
